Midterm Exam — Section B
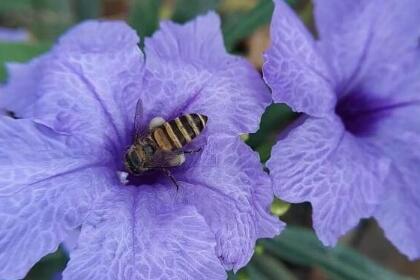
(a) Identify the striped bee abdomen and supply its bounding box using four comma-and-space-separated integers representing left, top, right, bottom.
151, 113, 208, 151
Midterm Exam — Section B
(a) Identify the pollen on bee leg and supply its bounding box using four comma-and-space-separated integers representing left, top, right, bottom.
117, 171, 129, 185
149, 116, 166, 129
169, 153, 185, 166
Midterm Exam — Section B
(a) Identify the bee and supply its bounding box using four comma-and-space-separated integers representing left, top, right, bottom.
124, 100, 208, 189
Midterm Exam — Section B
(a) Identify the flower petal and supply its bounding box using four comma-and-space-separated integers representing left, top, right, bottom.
267, 116, 390, 245
0, 117, 111, 279
314, 0, 420, 94
143, 12, 270, 135
368, 105, 420, 259
56, 20, 139, 53
263, 0, 336, 117
0, 56, 49, 117
0, 27, 29, 42
33, 21, 143, 149
175, 135, 283, 271
63, 186, 226, 280
375, 167, 420, 260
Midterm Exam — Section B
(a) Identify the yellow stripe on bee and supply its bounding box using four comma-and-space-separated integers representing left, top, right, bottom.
186, 114, 200, 136
163, 122, 183, 149
153, 129, 173, 151
175, 117, 192, 143
198, 114, 206, 128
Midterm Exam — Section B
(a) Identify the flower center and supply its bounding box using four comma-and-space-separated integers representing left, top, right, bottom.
335, 92, 394, 137
119, 169, 170, 187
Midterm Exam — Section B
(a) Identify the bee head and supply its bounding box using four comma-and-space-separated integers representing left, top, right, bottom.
124, 147, 145, 175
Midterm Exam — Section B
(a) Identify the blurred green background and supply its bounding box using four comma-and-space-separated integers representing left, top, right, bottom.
1, 0, 419, 279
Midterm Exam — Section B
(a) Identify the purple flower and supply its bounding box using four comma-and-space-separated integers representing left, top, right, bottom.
0, 15, 283, 279
0, 27, 29, 42
263, 0, 420, 258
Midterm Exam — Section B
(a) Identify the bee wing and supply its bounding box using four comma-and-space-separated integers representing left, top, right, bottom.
146, 150, 185, 169
133, 98, 144, 140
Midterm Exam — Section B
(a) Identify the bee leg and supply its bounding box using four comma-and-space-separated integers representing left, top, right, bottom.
182, 147, 202, 154
162, 168, 180, 191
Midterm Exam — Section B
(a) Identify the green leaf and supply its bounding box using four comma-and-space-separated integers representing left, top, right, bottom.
73, 0, 102, 21
0, 42, 50, 82
253, 254, 297, 280
31, 0, 74, 40
261, 226, 414, 280
172, 0, 219, 23
0, 0, 32, 13
246, 103, 299, 163
227, 271, 239, 280
129, 0, 161, 40
221, 0, 301, 52
24, 246, 68, 280
222, 0, 273, 52
0, 0, 74, 41
228, 270, 249, 280
229, 252, 296, 280
246, 264, 271, 280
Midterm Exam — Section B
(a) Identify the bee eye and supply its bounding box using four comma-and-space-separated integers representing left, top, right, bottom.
129, 151, 141, 166
143, 145, 155, 155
